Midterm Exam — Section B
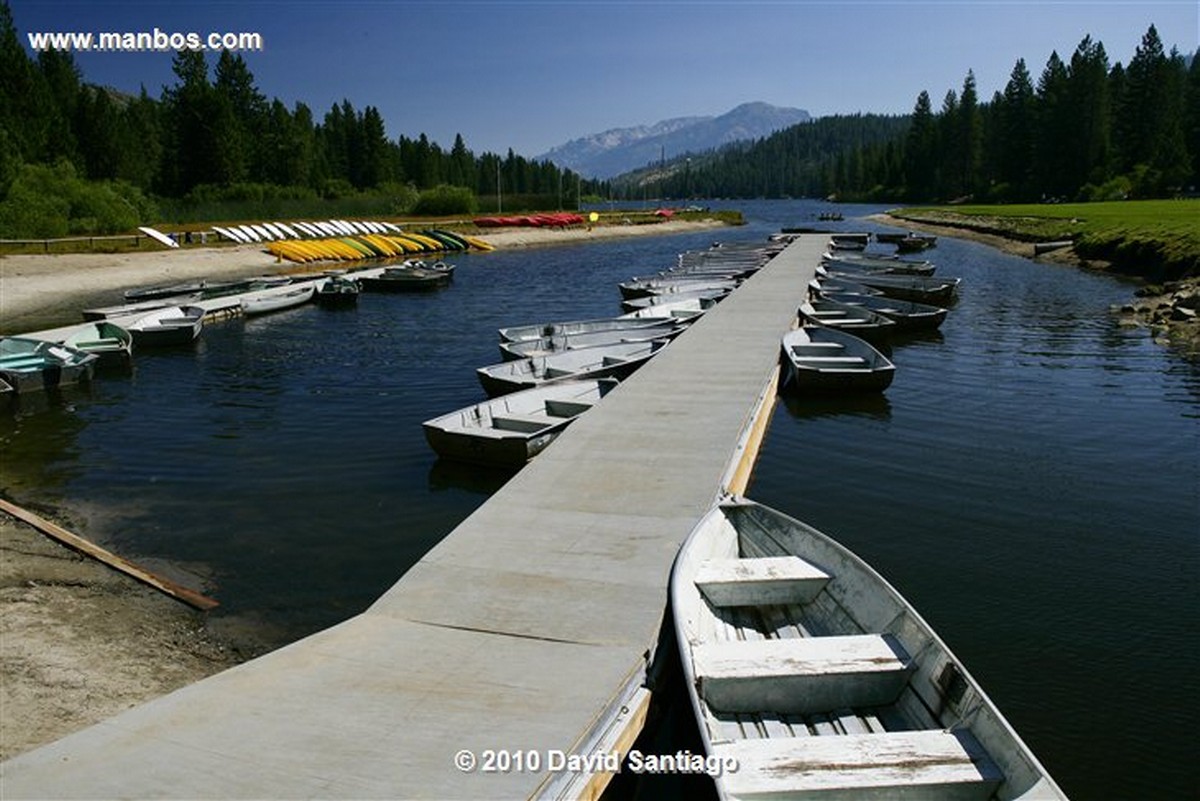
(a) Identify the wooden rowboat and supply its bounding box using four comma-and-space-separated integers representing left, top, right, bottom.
781, 326, 895, 393
671, 497, 1067, 801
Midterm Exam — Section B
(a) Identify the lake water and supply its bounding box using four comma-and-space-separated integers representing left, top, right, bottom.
1, 200, 1196, 799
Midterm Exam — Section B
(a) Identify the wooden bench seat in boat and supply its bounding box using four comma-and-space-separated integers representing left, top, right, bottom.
695, 556, 830, 607
694, 634, 911, 714
713, 729, 1003, 801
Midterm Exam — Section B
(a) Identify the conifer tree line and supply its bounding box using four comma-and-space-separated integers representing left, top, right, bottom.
618, 25, 1199, 204
0, 1, 579, 235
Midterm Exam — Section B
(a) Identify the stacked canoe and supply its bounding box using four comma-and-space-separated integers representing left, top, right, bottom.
263, 227, 492, 265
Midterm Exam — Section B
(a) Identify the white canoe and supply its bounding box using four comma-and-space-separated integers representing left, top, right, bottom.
671, 497, 1067, 801
240, 284, 316, 316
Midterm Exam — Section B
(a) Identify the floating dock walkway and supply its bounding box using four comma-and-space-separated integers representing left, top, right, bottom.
0, 236, 824, 799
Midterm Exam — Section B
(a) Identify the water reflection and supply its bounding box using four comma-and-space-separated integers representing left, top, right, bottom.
427, 458, 516, 496
778, 390, 892, 421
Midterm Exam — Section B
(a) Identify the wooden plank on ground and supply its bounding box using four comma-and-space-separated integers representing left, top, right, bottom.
0, 498, 219, 611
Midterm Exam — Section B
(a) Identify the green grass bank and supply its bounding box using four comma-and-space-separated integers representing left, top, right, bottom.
889, 199, 1200, 282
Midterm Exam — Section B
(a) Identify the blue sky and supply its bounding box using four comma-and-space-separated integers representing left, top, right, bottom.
11, 1, 1199, 158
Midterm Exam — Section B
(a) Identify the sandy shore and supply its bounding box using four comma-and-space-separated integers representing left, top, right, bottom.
0, 511, 243, 761
0, 216, 730, 761
0, 218, 728, 335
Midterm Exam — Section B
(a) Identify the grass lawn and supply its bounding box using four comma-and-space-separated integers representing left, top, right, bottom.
891, 199, 1200, 280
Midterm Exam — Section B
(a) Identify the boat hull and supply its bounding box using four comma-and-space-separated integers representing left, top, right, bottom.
358, 267, 451, 292
0, 338, 97, 393
423, 379, 616, 467
476, 340, 667, 397
62, 321, 134, 368
781, 326, 895, 393
671, 498, 1067, 801
240, 285, 316, 316
128, 306, 205, 347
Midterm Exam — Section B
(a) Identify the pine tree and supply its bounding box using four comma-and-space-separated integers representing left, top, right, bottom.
998, 58, 1036, 198
958, 70, 983, 196
1033, 51, 1072, 198
1065, 36, 1112, 192
904, 91, 937, 200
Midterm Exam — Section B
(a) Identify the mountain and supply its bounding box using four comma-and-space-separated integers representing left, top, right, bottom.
538, 102, 811, 179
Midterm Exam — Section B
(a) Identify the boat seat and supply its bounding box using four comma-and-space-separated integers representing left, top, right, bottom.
70, 338, 122, 349
694, 634, 912, 714
695, 556, 830, 607
796, 356, 868, 365
601, 355, 628, 366
712, 729, 1003, 801
491, 414, 558, 433
542, 367, 576, 379
0, 357, 48, 369
543, 399, 593, 418
808, 310, 849, 317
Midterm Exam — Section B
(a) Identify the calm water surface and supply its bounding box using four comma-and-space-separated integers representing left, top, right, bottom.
2, 200, 1196, 799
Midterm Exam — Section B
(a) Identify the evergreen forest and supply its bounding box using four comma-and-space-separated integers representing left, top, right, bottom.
2, 0, 1196, 238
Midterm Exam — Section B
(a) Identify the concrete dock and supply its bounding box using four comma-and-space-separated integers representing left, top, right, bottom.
0, 236, 823, 799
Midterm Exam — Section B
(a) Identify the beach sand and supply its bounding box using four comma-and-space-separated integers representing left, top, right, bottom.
0, 219, 728, 335
0, 216, 730, 760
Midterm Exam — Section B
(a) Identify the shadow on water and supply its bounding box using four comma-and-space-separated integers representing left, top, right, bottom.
427, 458, 517, 496
778, 388, 893, 421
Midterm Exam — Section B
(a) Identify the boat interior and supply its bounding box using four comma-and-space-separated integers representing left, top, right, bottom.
674, 501, 1055, 800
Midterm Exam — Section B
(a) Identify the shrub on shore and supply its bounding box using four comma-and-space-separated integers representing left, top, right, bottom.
0, 161, 157, 238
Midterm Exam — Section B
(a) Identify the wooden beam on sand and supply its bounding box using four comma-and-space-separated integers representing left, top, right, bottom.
0, 498, 219, 611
